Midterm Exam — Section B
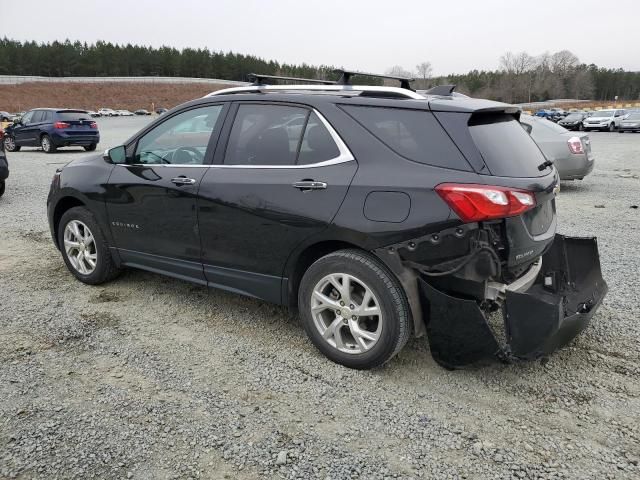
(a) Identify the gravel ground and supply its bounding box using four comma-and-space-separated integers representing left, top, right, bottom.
1, 118, 639, 479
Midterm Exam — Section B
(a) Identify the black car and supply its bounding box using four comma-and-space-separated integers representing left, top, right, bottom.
558, 112, 587, 131
0, 125, 8, 197
155, 108, 168, 115
46, 72, 607, 370
4, 109, 100, 153
134, 109, 151, 116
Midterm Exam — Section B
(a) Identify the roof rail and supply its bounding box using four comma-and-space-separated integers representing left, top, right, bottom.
421, 84, 457, 96
205, 84, 427, 100
247, 73, 336, 85
333, 69, 415, 90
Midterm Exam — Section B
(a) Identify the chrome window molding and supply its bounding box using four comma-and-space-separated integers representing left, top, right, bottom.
118, 109, 355, 170
205, 84, 427, 100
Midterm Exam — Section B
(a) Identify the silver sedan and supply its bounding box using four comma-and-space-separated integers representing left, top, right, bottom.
520, 114, 594, 181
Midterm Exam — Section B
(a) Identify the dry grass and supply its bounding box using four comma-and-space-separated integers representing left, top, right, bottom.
0, 82, 231, 112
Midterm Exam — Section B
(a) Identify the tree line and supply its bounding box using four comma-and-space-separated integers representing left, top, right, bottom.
390, 50, 640, 102
1, 39, 638, 102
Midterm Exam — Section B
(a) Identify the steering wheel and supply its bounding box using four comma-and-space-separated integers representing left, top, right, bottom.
171, 146, 204, 164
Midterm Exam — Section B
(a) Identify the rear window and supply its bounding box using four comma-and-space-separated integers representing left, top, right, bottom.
469, 114, 546, 178
340, 105, 471, 171
56, 111, 91, 121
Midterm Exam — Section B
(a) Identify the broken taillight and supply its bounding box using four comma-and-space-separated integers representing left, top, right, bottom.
568, 137, 584, 154
435, 183, 536, 223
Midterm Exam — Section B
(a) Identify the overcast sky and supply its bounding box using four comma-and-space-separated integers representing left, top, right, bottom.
2, 0, 639, 76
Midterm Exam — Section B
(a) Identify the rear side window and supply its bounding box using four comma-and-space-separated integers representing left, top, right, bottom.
224, 105, 341, 166
469, 114, 546, 178
57, 111, 92, 121
43, 111, 53, 122
225, 104, 305, 166
340, 105, 471, 171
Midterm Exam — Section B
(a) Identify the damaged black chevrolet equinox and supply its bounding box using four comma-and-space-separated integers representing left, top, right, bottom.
47, 71, 607, 369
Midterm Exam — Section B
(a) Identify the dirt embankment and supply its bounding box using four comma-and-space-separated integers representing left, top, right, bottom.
0, 82, 230, 112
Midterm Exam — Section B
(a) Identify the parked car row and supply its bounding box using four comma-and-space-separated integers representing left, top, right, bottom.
94, 107, 164, 117
536, 108, 638, 132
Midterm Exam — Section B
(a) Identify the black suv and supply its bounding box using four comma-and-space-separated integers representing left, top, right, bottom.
4, 108, 100, 153
47, 73, 607, 369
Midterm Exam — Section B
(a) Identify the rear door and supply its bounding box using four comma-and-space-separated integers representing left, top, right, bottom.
105, 103, 227, 283
197, 102, 357, 302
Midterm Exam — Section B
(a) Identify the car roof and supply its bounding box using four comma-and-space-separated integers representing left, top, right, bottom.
178, 85, 518, 115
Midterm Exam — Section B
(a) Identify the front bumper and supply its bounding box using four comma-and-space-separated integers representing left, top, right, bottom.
419, 234, 607, 368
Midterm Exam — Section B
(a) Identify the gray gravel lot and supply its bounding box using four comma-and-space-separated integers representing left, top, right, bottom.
1, 118, 639, 479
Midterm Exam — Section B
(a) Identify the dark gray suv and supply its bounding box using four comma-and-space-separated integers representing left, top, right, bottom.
46, 72, 607, 369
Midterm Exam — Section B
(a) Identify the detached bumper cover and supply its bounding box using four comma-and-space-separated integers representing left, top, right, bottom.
419, 234, 607, 368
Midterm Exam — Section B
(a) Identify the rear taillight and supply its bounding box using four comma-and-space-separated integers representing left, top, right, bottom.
90, 122, 98, 129
53, 121, 70, 129
435, 183, 536, 223
568, 136, 584, 154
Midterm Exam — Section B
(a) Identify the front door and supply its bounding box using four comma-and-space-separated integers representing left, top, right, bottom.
13, 110, 36, 145
197, 102, 357, 302
105, 104, 227, 283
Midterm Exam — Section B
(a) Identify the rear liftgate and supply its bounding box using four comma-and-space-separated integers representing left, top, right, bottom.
401, 234, 606, 369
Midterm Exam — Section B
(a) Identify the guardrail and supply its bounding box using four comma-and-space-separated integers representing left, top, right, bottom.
0, 75, 250, 86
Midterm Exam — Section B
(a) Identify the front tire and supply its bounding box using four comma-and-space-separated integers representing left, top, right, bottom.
58, 207, 120, 285
609, 123, 616, 132
298, 249, 411, 369
0, 180, 5, 197
41, 134, 56, 153
4, 136, 20, 152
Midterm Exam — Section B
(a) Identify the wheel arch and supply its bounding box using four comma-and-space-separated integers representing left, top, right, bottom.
285, 239, 364, 309
51, 195, 87, 249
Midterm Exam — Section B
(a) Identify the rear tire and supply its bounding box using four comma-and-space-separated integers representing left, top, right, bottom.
298, 249, 411, 369
4, 136, 20, 152
84, 143, 97, 151
58, 206, 120, 285
41, 134, 56, 153
0, 180, 5, 197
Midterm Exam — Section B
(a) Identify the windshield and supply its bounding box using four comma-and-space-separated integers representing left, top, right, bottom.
592, 111, 614, 117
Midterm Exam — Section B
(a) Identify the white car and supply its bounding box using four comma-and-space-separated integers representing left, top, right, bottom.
98, 108, 118, 117
116, 110, 134, 117
582, 109, 627, 132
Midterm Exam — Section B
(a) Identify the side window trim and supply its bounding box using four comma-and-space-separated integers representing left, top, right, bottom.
124, 102, 230, 167
214, 102, 354, 169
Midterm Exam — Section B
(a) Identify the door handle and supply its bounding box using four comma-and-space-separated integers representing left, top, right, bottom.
171, 177, 196, 186
292, 181, 327, 190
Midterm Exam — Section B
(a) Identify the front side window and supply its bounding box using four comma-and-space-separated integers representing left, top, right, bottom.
21, 111, 34, 124
133, 105, 223, 165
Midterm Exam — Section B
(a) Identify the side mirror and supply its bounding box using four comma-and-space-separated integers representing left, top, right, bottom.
105, 145, 127, 164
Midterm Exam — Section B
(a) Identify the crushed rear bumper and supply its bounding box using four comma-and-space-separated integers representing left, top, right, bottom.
419, 234, 607, 368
